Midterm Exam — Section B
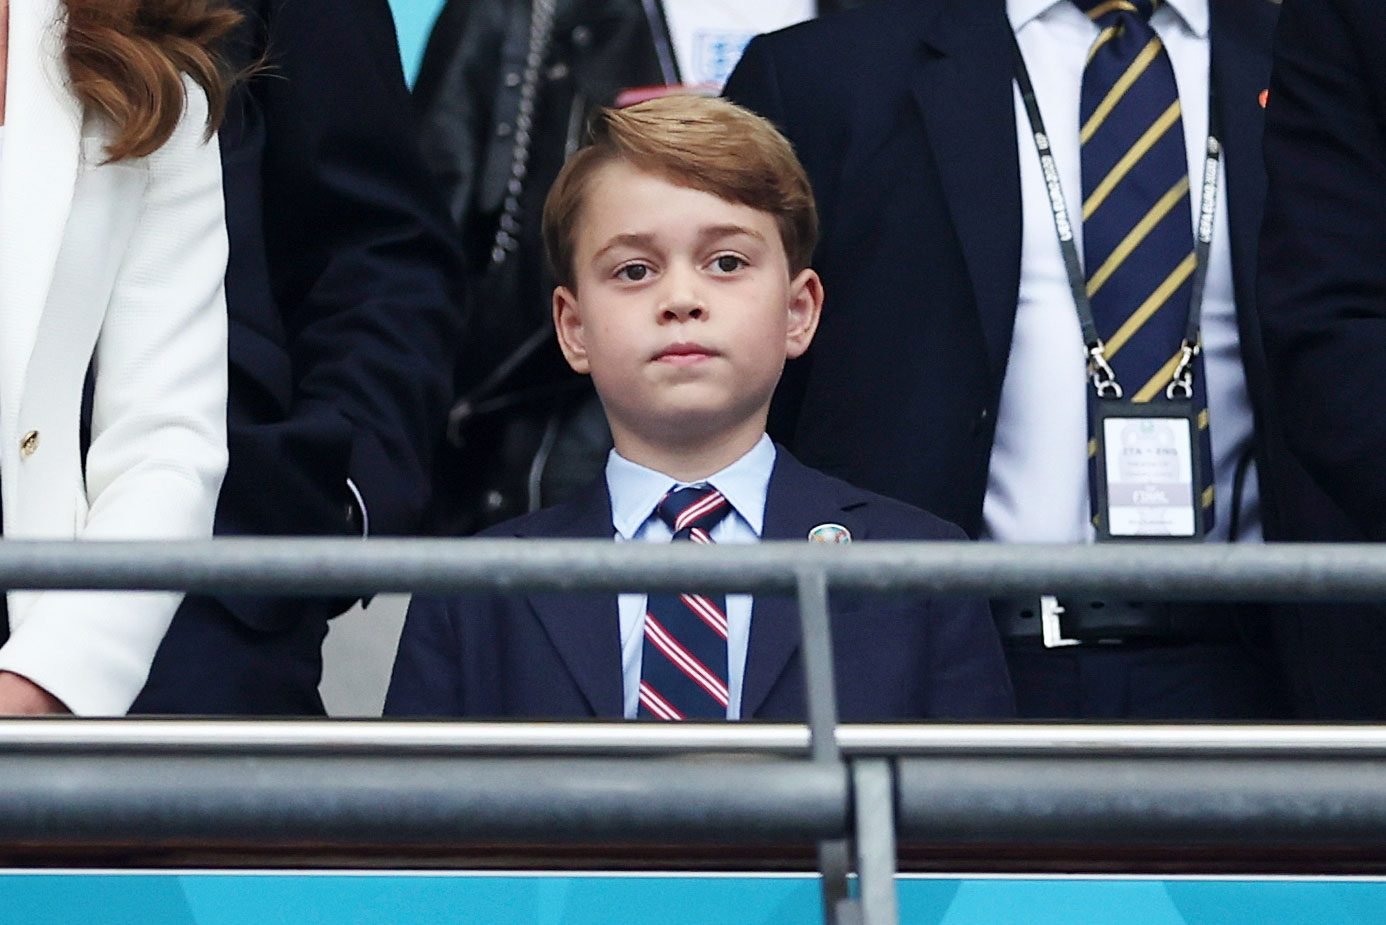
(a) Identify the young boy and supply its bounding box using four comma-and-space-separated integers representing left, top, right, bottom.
386, 96, 1013, 721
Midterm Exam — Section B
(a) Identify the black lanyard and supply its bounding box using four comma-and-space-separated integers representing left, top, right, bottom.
1010, 32, 1221, 401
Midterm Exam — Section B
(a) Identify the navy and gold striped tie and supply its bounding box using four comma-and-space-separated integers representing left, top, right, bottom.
1076, 0, 1215, 530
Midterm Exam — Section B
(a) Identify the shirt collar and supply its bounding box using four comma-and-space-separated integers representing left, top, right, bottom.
606, 434, 776, 539
1007, 0, 1208, 38
1160, 0, 1208, 38
1007, 0, 1065, 31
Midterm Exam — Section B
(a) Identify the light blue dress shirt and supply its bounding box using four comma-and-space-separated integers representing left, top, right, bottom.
606, 435, 775, 720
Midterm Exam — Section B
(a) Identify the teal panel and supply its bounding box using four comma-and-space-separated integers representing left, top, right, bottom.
179, 875, 483, 925
6, 873, 1386, 924
178, 874, 818, 925
1168, 880, 1386, 925
895, 877, 963, 924
4, 875, 198, 925
938, 880, 1186, 925
533, 876, 817, 925
387, 0, 447, 85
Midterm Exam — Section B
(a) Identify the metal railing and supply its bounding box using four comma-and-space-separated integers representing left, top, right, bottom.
3, 536, 1384, 599
2, 538, 1386, 925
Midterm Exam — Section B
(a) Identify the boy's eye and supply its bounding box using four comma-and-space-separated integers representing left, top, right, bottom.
616, 263, 650, 282
713, 255, 747, 273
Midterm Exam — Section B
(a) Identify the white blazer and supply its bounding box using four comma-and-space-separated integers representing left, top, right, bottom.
0, 0, 229, 714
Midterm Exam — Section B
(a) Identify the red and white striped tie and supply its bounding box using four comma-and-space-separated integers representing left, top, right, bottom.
637, 486, 732, 721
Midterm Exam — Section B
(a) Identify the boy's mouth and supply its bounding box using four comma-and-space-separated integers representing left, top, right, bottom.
653, 342, 718, 364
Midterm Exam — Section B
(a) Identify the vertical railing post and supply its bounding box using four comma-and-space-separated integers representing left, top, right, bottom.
795, 568, 849, 924
795, 568, 899, 925
795, 568, 840, 766
852, 759, 899, 925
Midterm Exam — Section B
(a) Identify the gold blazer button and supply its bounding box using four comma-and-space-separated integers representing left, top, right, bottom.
19, 430, 39, 457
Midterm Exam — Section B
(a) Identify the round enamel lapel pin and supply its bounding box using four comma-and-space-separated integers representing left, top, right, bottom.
808, 523, 852, 544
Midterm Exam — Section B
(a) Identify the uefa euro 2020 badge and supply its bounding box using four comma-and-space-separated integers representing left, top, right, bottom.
807, 523, 852, 544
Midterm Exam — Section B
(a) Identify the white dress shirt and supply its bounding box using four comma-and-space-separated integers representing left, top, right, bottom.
606, 434, 775, 720
984, 0, 1261, 545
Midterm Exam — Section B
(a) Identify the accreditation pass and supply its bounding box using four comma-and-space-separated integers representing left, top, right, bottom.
1094, 401, 1201, 540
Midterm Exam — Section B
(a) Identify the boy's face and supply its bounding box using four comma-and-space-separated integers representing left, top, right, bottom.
553, 160, 822, 455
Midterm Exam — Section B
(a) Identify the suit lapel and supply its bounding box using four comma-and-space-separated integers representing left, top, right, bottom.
0, 0, 82, 417
1210, 0, 1277, 337
516, 478, 625, 717
741, 452, 859, 718
1209, 0, 1279, 495
909, 0, 1023, 387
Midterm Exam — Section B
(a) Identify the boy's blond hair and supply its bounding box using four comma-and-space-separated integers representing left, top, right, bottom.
542, 95, 819, 290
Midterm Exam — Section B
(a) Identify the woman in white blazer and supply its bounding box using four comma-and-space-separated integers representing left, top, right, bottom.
0, 0, 236, 714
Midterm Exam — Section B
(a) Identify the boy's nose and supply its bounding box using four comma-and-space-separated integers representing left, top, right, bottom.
658, 271, 706, 322
660, 297, 706, 322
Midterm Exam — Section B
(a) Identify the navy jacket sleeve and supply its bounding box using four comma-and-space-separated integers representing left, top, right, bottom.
1259, 0, 1386, 540
220, 0, 464, 551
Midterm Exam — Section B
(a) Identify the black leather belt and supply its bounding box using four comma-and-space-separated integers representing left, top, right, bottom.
992, 596, 1244, 647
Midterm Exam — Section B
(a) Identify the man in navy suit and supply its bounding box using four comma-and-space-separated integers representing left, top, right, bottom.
132, 0, 464, 714
723, 0, 1309, 718
386, 95, 1013, 721
1258, 0, 1386, 716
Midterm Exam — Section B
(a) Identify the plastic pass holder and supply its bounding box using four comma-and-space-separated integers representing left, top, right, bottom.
1092, 397, 1205, 542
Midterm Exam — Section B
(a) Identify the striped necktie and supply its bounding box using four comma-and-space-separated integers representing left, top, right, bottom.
637, 486, 733, 721
1075, 0, 1215, 531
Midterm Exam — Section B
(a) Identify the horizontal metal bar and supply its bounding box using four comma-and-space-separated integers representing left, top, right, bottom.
0, 754, 847, 847
0, 538, 1383, 601
4, 737, 1386, 863
9, 720, 1386, 757
895, 755, 1386, 850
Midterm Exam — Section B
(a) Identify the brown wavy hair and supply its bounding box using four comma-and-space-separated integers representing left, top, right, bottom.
63, 0, 242, 162
543, 95, 819, 291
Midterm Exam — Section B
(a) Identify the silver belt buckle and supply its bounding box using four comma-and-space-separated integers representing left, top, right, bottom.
1040, 595, 1080, 648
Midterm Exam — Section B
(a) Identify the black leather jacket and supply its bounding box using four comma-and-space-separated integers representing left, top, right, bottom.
416, 0, 865, 533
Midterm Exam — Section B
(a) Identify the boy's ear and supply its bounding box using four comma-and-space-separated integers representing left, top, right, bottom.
553, 285, 591, 375
784, 268, 823, 360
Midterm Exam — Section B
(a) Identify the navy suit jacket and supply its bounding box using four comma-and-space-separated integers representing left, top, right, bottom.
386, 450, 1014, 720
134, 0, 464, 714
1257, 0, 1386, 716
1261, 0, 1386, 543
214, 0, 462, 559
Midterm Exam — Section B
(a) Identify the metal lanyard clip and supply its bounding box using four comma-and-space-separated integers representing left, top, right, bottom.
1087, 342, 1124, 399
1165, 340, 1200, 400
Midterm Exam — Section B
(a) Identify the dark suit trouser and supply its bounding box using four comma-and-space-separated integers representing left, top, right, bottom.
1005, 640, 1289, 719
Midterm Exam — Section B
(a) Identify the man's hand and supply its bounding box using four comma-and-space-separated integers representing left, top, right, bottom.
0, 671, 68, 715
